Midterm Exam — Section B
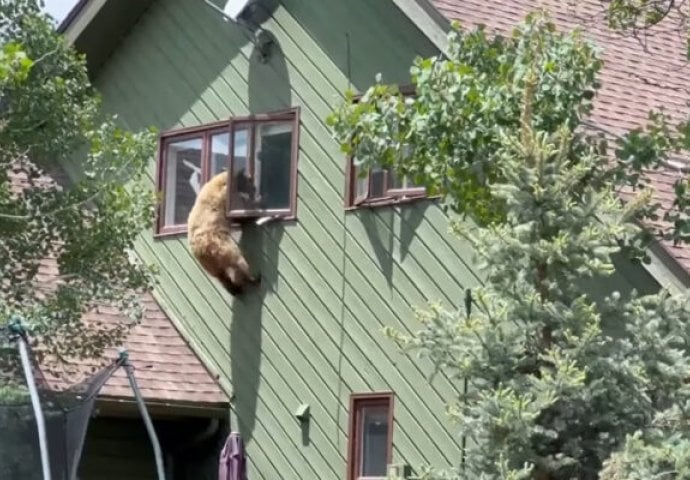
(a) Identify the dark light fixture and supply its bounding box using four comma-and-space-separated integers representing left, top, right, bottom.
202, 0, 274, 62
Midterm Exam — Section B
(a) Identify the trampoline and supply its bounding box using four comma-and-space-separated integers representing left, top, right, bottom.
0, 315, 165, 480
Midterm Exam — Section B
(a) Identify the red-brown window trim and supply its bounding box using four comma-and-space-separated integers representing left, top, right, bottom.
153, 107, 300, 238
226, 107, 300, 221
344, 84, 428, 209
347, 392, 395, 480
344, 161, 428, 209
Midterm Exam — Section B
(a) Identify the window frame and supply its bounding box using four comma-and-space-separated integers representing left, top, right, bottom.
226, 107, 300, 221
344, 85, 427, 209
347, 392, 395, 480
155, 120, 229, 237
154, 107, 300, 237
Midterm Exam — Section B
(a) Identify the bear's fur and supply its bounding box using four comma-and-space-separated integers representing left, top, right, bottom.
187, 171, 260, 296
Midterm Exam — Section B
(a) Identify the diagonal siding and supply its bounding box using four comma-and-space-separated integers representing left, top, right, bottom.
92, 0, 483, 477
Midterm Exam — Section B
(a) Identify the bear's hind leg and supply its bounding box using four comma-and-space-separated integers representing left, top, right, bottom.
235, 256, 261, 285
218, 275, 244, 296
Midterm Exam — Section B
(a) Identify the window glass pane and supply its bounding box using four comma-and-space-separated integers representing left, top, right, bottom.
230, 126, 261, 211
388, 169, 421, 190
360, 406, 389, 477
370, 168, 386, 198
353, 163, 368, 201
388, 145, 424, 191
164, 137, 202, 226
388, 168, 404, 190
210, 132, 229, 178
407, 175, 422, 188
255, 121, 293, 210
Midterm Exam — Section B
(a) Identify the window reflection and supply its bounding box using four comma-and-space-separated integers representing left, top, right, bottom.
210, 132, 230, 178
164, 137, 202, 226
359, 406, 389, 477
255, 122, 293, 210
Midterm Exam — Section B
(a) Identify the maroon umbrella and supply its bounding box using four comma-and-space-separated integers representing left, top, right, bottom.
219, 432, 248, 480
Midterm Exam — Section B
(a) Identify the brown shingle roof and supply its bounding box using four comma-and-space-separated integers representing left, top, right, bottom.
430, 0, 690, 277
8, 170, 228, 407
43, 291, 228, 406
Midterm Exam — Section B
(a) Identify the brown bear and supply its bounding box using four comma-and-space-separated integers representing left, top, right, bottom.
187, 171, 260, 296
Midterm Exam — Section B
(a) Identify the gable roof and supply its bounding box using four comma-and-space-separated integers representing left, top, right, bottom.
9, 169, 228, 415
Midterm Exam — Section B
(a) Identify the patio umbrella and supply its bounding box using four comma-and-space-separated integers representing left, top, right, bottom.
219, 432, 247, 480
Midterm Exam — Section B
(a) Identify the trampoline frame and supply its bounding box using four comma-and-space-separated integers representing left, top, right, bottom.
7, 316, 166, 480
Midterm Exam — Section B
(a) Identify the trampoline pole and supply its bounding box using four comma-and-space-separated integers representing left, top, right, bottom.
17, 335, 52, 480
124, 360, 165, 480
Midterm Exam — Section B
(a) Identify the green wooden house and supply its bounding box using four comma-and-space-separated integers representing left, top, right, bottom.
59, 0, 690, 478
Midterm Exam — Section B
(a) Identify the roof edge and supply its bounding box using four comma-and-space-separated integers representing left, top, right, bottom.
148, 289, 234, 400
644, 241, 690, 293
391, 0, 451, 53
57, 0, 108, 45
97, 397, 229, 418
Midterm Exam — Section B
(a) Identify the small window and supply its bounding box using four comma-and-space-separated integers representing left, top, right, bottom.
348, 160, 425, 207
347, 393, 394, 480
155, 108, 300, 236
345, 87, 426, 208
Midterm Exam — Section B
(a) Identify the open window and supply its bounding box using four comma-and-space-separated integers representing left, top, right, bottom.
348, 156, 425, 207
347, 392, 394, 480
345, 86, 426, 208
154, 108, 300, 236
227, 108, 300, 219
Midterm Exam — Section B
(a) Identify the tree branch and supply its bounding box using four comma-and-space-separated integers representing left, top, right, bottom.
0, 187, 102, 222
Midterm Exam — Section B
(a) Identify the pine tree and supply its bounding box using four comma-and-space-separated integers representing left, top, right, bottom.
329, 13, 690, 479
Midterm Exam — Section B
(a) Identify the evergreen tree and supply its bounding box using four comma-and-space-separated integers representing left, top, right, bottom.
329, 13, 690, 479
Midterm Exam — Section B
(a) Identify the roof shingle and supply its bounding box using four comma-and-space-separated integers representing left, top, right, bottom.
44, 291, 228, 406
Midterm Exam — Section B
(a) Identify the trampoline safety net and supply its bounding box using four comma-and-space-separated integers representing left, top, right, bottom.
1, 329, 121, 480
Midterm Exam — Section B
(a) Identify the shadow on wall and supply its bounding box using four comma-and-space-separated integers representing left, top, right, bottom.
279, 0, 438, 91
398, 201, 429, 262
112, 0, 285, 132
229, 18, 291, 445
248, 28, 292, 113
354, 201, 430, 289
357, 208, 395, 289
230, 222, 284, 445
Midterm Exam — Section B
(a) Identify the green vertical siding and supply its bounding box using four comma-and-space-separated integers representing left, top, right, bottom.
89, 0, 659, 478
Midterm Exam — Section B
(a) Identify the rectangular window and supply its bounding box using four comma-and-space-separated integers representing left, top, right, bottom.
345, 87, 426, 208
155, 108, 300, 236
227, 109, 300, 218
347, 393, 394, 480
348, 161, 426, 207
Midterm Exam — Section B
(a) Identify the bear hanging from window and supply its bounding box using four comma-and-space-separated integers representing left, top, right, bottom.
187, 171, 261, 296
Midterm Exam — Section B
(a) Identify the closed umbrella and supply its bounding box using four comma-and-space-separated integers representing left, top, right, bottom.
219, 432, 247, 480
